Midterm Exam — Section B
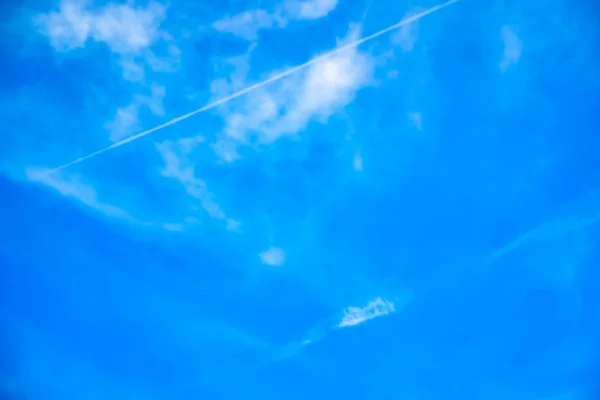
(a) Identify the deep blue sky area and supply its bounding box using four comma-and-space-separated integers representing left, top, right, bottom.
1, 0, 600, 398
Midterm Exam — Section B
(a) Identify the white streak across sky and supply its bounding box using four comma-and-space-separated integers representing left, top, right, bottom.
41, 0, 460, 176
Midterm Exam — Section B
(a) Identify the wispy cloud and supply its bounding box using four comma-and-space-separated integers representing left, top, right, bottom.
23, 0, 460, 234
34, 0, 179, 81
40, 1, 460, 175
106, 84, 166, 142
390, 8, 422, 52
25, 167, 132, 220
353, 151, 364, 172
499, 25, 522, 72
408, 111, 423, 130
105, 104, 139, 143
267, 291, 414, 364
155, 137, 240, 230
128, 24, 373, 229
33, 0, 179, 147
35, 0, 165, 53
338, 297, 396, 327
335, 292, 414, 330
491, 208, 600, 259
211, 25, 373, 161
212, 0, 339, 40
259, 246, 286, 266
283, 0, 339, 20
212, 10, 285, 41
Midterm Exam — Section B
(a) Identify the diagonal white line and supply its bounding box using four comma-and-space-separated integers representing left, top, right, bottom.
43, 0, 460, 176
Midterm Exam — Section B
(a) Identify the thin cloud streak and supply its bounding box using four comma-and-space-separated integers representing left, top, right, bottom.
39, 0, 461, 176
267, 190, 600, 365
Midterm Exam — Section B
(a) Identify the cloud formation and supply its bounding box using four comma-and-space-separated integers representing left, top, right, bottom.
22, 0, 459, 234
35, 0, 165, 52
212, 10, 285, 41
155, 137, 240, 230
284, 0, 338, 20
25, 167, 132, 220
268, 291, 415, 364
259, 247, 286, 266
106, 84, 166, 142
36, 1, 460, 175
499, 25, 522, 71
213, 0, 339, 40
390, 8, 422, 52
211, 26, 373, 161
337, 297, 396, 327
34, 0, 179, 80
408, 111, 423, 130
7, 0, 600, 396
353, 151, 364, 172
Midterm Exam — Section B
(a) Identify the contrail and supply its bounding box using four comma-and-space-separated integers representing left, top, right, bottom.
44, 0, 460, 175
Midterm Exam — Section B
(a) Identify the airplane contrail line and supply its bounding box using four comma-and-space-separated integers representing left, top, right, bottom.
44, 0, 460, 176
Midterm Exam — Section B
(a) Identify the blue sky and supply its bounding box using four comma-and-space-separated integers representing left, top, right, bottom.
1, 0, 600, 398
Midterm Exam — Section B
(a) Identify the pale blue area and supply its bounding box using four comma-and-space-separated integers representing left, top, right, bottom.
1, 0, 600, 399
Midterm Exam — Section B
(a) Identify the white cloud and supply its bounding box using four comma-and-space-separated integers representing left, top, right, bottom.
34, 0, 178, 80
270, 292, 413, 364
338, 297, 395, 328
390, 8, 422, 52
138, 84, 166, 117
34, 0, 91, 50
212, 0, 338, 40
259, 246, 286, 266
209, 50, 255, 99
144, 43, 181, 73
500, 25, 522, 72
212, 9, 284, 41
35, 0, 165, 53
212, 26, 373, 161
25, 167, 132, 219
283, 0, 338, 20
162, 222, 185, 231
408, 111, 422, 130
119, 57, 146, 82
90, 2, 165, 53
353, 151, 363, 172
155, 137, 240, 229
24, 164, 201, 231
106, 104, 140, 142
106, 83, 166, 142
